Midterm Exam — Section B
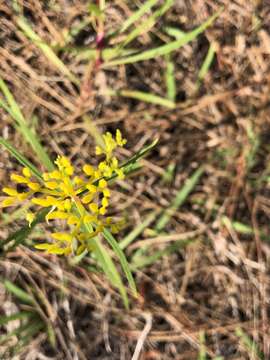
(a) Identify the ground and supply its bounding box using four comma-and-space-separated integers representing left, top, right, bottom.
0, 1, 269, 359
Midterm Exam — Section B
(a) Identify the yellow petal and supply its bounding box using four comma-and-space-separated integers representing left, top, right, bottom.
67, 215, 79, 225
98, 179, 107, 189
99, 207, 107, 215
98, 161, 107, 172
45, 181, 58, 190
42, 172, 50, 181
64, 199, 71, 211
116, 129, 127, 146
116, 168, 125, 180
46, 211, 69, 220
22, 167, 31, 178
95, 146, 103, 155
86, 184, 97, 193
61, 156, 71, 168
1, 197, 16, 207
32, 198, 51, 207
84, 214, 97, 223
17, 192, 29, 201
49, 170, 61, 180
101, 197, 109, 207
82, 193, 93, 204
27, 182, 41, 191
89, 203, 98, 213
59, 182, 73, 196
10, 174, 27, 183
35, 243, 68, 255
74, 176, 84, 185
26, 212, 35, 226
83, 164, 94, 176
51, 232, 73, 242
2, 187, 18, 196
94, 170, 101, 179
65, 166, 74, 176
103, 188, 110, 197
35, 243, 54, 250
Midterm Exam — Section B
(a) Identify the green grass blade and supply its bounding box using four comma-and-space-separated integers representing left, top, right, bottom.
16, 17, 79, 85
155, 166, 204, 232
90, 237, 129, 308
0, 311, 34, 326
103, 228, 137, 296
0, 80, 24, 123
4, 280, 35, 304
0, 320, 36, 344
1, 208, 48, 251
105, 10, 221, 67
198, 331, 207, 360
197, 42, 216, 84
120, 0, 159, 34
121, 0, 174, 48
110, 89, 175, 108
165, 54, 176, 101
19, 320, 45, 346
132, 238, 192, 269
0, 78, 54, 171
164, 26, 186, 39
236, 327, 264, 360
0, 137, 43, 180
83, 220, 129, 308
121, 138, 158, 171
120, 210, 159, 250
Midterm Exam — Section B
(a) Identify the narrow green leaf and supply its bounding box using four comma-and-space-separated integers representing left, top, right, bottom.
90, 236, 129, 308
165, 54, 176, 101
164, 26, 185, 39
83, 219, 129, 308
4, 280, 35, 304
105, 10, 221, 67
103, 228, 137, 296
0, 78, 54, 171
155, 166, 204, 232
197, 42, 216, 83
198, 331, 207, 360
132, 238, 192, 269
89, 4, 103, 16
0, 137, 43, 180
0, 311, 33, 326
1, 208, 48, 251
110, 89, 175, 108
236, 327, 264, 360
18, 320, 45, 347
121, 138, 158, 171
120, 210, 159, 250
121, 0, 174, 48
0, 320, 35, 344
120, 0, 159, 34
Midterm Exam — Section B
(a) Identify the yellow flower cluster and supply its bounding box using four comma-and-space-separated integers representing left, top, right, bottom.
1, 130, 126, 256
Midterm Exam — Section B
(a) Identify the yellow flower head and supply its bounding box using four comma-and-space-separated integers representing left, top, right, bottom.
1, 130, 127, 257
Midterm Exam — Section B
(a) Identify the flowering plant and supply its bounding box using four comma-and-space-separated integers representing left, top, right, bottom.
1, 130, 157, 307
2, 130, 126, 256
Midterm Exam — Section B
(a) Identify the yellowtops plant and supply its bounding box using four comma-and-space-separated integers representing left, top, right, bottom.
1, 130, 127, 256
